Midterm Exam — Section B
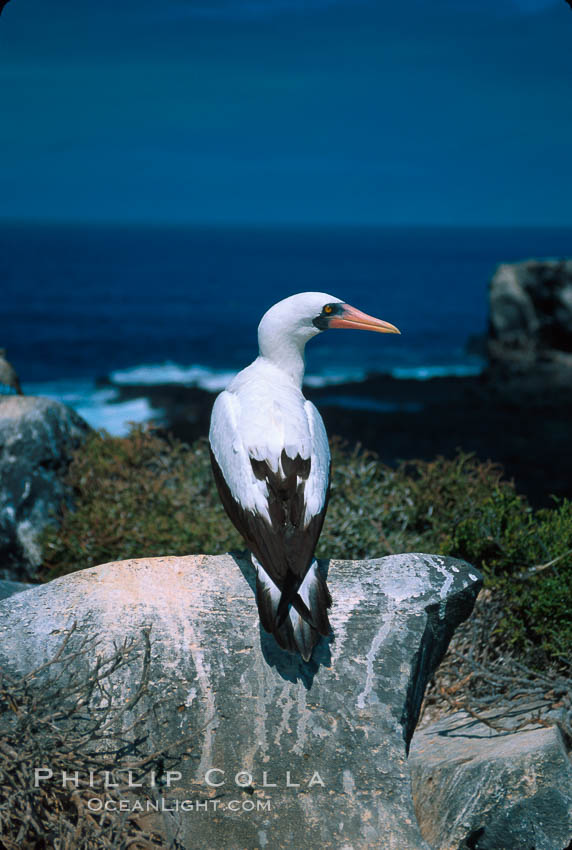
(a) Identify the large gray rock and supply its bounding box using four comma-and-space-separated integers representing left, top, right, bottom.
410, 711, 572, 850
0, 552, 481, 850
0, 395, 90, 581
488, 259, 572, 377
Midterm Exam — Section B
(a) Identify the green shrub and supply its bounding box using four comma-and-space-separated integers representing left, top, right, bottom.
320, 445, 512, 560
42, 428, 572, 668
445, 492, 572, 663
41, 428, 242, 578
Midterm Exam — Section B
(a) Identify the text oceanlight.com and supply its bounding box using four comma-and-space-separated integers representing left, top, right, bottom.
85, 798, 272, 813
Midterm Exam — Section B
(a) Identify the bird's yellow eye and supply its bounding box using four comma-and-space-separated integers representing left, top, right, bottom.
324, 305, 333, 314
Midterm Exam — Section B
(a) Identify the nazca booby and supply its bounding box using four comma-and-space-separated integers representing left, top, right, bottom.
209, 293, 400, 661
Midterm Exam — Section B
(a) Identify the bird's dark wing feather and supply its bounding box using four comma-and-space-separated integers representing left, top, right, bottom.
210, 446, 330, 596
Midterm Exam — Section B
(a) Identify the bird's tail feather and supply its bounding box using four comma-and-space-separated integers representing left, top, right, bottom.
255, 560, 331, 662
298, 561, 332, 637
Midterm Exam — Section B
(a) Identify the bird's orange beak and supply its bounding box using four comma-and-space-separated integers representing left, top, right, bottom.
329, 304, 401, 334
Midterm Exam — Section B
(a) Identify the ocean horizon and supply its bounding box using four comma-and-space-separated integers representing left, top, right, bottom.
3, 222, 571, 434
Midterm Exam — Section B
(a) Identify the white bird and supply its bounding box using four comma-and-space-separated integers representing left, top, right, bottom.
209, 293, 400, 661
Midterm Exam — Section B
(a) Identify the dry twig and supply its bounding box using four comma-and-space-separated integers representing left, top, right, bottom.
421, 591, 572, 739
0, 629, 191, 850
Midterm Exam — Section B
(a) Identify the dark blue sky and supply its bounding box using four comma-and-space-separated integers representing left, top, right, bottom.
1, 0, 571, 225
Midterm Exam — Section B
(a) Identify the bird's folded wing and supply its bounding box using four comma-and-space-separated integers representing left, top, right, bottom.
209, 390, 272, 522
302, 399, 331, 526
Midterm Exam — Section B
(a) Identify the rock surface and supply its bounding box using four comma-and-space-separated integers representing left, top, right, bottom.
410, 710, 572, 850
0, 396, 90, 581
0, 552, 481, 850
488, 259, 572, 380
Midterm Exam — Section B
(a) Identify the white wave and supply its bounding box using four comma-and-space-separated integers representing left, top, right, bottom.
21, 380, 158, 437
77, 397, 156, 437
110, 361, 370, 391
109, 362, 237, 392
109, 358, 484, 390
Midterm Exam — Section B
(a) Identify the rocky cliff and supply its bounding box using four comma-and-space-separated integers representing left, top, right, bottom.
0, 395, 90, 580
488, 259, 572, 382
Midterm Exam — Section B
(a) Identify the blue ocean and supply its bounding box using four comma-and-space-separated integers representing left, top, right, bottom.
2, 223, 571, 435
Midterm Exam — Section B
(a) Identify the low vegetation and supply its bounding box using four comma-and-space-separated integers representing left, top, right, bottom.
42, 427, 572, 672
0, 627, 184, 850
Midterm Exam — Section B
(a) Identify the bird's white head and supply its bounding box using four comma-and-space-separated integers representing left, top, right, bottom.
257, 292, 400, 385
